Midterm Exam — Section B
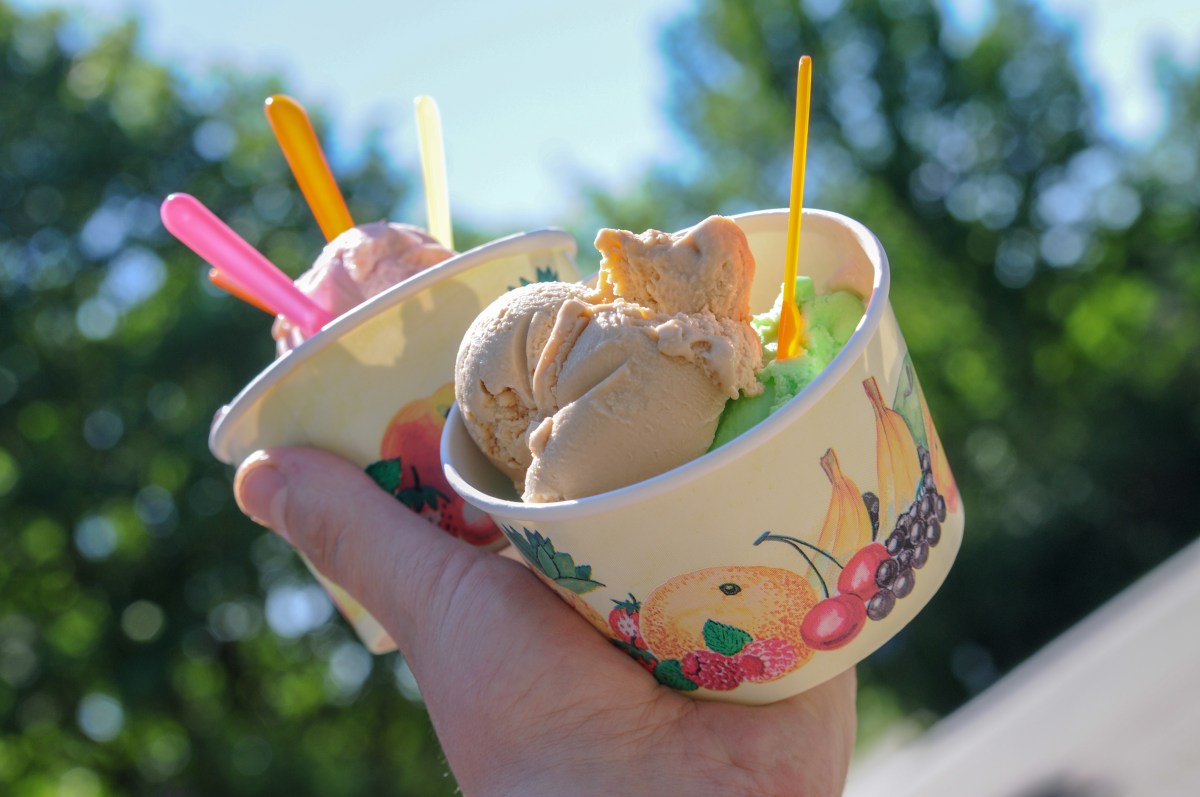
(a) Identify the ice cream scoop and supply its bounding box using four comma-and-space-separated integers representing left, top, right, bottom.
455, 215, 763, 503
272, 220, 454, 354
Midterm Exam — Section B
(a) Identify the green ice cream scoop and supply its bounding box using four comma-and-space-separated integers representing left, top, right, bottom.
709, 276, 864, 450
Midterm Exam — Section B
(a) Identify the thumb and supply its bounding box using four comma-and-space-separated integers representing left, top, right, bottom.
234, 447, 483, 650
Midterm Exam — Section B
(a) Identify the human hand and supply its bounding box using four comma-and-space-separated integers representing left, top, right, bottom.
235, 447, 856, 797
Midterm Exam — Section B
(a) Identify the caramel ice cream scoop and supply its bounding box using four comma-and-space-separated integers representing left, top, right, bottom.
455, 215, 763, 502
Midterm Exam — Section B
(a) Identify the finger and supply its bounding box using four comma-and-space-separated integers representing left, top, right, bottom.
234, 446, 483, 649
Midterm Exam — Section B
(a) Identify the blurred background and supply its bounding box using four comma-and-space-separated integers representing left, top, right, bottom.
1, 0, 1198, 794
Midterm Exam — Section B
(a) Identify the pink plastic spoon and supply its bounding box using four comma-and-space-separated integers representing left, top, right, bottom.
160, 193, 333, 338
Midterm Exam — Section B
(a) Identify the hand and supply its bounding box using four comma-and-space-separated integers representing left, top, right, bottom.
235, 447, 856, 797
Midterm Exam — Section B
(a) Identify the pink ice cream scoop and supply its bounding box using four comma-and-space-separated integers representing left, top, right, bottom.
273, 220, 455, 354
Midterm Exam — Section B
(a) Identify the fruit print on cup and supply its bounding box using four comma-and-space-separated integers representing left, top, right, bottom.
758, 374, 954, 651
501, 525, 612, 635
507, 263, 560, 292
892, 354, 960, 514
864, 375, 922, 529
489, 370, 959, 697
814, 448, 875, 589
368, 382, 502, 546
639, 565, 818, 691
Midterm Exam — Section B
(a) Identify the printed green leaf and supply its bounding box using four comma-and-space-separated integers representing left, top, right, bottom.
536, 545, 556, 577
503, 526, 536, 562
555, 576, 606, 595
364, 458, 402, 493
552, 551, 577, 579
703, 619, 752, 657
653, 660, 699, 691
613, 640, 657, 666
397, 484, 447, 513
499, 526, 604, 591
508, 266, 560, 291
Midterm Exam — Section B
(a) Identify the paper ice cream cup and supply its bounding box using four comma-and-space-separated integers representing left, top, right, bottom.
442, 208, 964, 704
210, 229, 581, 653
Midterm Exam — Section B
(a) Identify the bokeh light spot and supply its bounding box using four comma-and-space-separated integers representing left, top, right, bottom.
265, 585, 334, 638
82, 409, 124, 450
0, 448, 19, 497
327, 641, 372, 699
121, 600, 165, 643
77, 693, 124, 742
75, 514, 119, 561
76, 297, 119, 340
193, 120, 236, 161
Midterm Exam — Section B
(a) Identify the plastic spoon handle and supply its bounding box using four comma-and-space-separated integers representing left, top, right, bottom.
265, 94, 354, 242
777, 55, 813, 361
415, 95, 454, 250
208, 268, 276, 316
160, 193, 332, 337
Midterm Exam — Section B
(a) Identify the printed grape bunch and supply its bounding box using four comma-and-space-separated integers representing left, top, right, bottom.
758, 440, 947, 652
870, 448, 947, 618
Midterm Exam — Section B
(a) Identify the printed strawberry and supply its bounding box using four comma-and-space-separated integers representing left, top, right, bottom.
735, 638, 800, 683
681, 650, 745, 691
608, 594, 644, 646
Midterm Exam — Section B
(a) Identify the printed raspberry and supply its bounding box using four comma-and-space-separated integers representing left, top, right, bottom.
681, 650, 744, 691
735, 638, 799, 683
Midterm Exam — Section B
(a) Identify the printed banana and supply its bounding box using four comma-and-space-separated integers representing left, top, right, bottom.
815, 447, 875, 591
864, 376, 922, 526
918, 384, 959, 513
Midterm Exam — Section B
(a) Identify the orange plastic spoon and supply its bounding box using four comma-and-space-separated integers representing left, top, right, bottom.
264, 94, 354, 242
777, 55, 813, 361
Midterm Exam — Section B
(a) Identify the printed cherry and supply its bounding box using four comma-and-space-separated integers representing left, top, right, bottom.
836, 543, 890, 601
800, 594, 867, 651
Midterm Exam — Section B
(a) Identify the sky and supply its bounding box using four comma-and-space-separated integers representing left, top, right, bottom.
13, 0, 1200, 232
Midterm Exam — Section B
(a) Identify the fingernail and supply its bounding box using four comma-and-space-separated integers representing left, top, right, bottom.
236, 454, 290, 541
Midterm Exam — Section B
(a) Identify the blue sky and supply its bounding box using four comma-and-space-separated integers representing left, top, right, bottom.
15, 0, 1199, 232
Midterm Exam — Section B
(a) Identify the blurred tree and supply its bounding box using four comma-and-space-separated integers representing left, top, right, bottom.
0, 4, 460, 794
583, 0, 1199, 728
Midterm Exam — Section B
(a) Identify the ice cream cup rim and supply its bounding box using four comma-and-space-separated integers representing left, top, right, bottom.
208, 227, 578, 464
442, 207, 892, 521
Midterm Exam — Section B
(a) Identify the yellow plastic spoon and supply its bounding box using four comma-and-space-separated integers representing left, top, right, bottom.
414, 95, 454, 250
264, 94, 354, 242
777, 55, 813, 361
